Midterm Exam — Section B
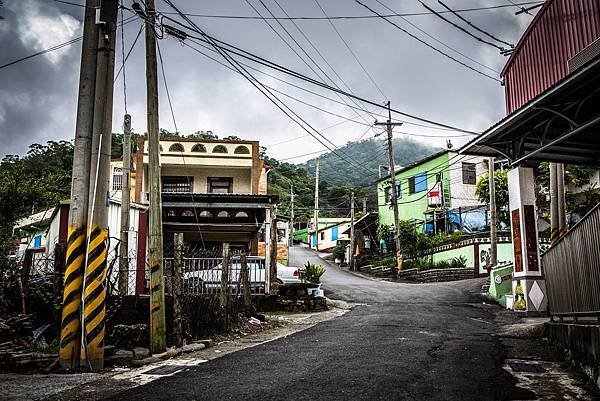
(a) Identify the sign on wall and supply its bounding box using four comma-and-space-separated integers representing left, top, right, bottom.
427, 182, 443, 207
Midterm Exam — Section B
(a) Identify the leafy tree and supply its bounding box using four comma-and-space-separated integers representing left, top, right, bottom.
475, 169, 509, 209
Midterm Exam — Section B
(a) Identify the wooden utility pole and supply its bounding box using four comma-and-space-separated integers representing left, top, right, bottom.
145, 0, 166, 355
59, 0, 99, 371
313, 158, 320, 251
362, 196, 367, 214
80, 0, 118, 372
488, 157, 498, 269
172, 233, 184, 348
118, 114, 132, 295
375, 102, 403, 271
350, 192, 356, 271
269, 206, 278, 294
550, 162, 559, 244
289, 184, 294, 247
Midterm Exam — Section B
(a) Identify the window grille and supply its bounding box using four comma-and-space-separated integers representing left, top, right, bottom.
162, 176, 193, 193
462, 162, 477, 185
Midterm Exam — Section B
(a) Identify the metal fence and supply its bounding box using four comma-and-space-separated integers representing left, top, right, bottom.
164, 256, 266, 296
544, 203, 600, 321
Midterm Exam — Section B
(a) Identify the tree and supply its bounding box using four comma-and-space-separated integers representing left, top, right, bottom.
476, 169, 509, 209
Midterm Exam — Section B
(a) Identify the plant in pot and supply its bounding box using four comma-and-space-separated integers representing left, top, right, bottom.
302, 262, 326, 297
332, 243, 346, 264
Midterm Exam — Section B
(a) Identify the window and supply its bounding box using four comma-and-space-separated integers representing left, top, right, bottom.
320, 231, 325, 240
212, 145, 228, 154
162, 176, 193, 193
199, 210, 212, 218
408, 172, 427, 194
112, 167, 123, 191
191, 144, 207, 153
235, 211, 249, 218
217, 211, 230, 218
208, 177, 233, 193
234, 145, 250, 154
462, 162, 477, 185
169, 143, 184, 152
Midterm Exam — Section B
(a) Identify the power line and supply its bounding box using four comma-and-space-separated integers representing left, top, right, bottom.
419, 1, 507, 52
183, 36, 463, 134
159, 14, 482, 133
437, 0, 514, 48
156, 41, 178, 133
161, 1, 375, 175
0, 15, 137, 70
151, 2, 545, 20
355, 1, 502, 83
114, 22, 145, 81
314, 0, 387, 100
373, 0, 500, 74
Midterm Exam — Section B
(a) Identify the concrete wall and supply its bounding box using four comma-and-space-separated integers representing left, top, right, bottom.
448, 157, 488, 208
310, 223, 350, 251
424, 239, 514, 275
158, 165, 252, 194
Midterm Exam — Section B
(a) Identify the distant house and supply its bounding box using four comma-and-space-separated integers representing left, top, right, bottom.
308, 218, 352, 251
377, 150, 489, 234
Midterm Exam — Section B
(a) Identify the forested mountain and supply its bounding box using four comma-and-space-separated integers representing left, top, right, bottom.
266, 137, 439, 221
300, 137, 438, 187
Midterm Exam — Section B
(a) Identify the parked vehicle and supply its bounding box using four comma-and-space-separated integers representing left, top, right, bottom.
182, 257, 301, 292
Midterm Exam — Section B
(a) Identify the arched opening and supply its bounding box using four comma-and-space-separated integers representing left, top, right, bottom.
234, 145, 250, 155
191, 143, 207, 153
169, 143, 185, 152
235, 211, 249, 218
217, 211, 230, 218
212, 145, 228, 154
199, 210, 213, 218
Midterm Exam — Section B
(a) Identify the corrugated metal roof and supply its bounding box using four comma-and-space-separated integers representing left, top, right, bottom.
501, 0, 600, 113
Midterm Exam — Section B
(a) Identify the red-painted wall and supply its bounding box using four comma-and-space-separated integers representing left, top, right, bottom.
502, 0, 600, 114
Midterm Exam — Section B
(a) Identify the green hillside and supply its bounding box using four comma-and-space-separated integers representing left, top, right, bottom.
267, 137, 439, 222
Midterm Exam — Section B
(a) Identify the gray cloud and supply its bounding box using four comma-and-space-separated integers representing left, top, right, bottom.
0, 0, 535, 160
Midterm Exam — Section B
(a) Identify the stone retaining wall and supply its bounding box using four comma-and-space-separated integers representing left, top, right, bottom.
398, 267, 474, 283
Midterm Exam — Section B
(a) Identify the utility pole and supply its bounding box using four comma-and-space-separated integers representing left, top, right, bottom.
363, 196, 367, 214
289, 184, 294, 247
557, 163, 566, 236
81, 0, 118, 372
145, 0, 166, 355
118, 114, 132, 295
375, 102, 403, 271
59, 0, 99, 371
488, 157, 498, 269
313, 158, 320, 251
350, 192, 355, 271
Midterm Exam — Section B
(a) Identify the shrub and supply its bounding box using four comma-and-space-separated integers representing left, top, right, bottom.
332, 243, 346, 262
302, 262, 326, 284
450, 256, 467, 269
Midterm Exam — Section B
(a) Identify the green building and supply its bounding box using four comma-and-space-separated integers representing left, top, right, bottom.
377, 150, 489, 233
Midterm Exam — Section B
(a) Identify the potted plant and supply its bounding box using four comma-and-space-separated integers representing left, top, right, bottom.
302, 262, 326, 297
332, 243, 346, 264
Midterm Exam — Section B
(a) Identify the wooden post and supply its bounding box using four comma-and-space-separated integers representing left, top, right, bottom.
270, 207, 278, 295
240, 253, 252, 315
220, 243, 230, 311
350, 192, 356, 271
173, 233, 184, 348
145, 0, 166, 355
118, 114, 132, 295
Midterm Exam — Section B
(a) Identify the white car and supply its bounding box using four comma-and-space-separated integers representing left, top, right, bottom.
182, 258, 301, 292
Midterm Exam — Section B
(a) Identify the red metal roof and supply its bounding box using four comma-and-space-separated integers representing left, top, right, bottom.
501, 0, 600, 114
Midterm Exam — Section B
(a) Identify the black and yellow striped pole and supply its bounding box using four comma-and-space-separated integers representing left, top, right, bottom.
79, 0, 118, 372
59, 0, 99, 371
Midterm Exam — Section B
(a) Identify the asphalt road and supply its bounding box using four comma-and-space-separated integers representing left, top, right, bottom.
108, 247, 532, 401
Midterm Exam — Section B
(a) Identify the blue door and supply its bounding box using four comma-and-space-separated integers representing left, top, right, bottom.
311, 234, 316, 247
331, 226, 338, 241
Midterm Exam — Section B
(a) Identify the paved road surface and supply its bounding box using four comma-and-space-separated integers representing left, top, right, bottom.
108, 247, 532, 400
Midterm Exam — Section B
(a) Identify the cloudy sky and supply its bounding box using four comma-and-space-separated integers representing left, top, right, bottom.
0, 0, 536, 161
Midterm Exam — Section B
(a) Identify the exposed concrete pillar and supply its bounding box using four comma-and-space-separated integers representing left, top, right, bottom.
508, 167, 547, 315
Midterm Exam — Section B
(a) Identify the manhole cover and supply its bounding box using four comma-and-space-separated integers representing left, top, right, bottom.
509, 361, 546, 373
143, 365, 186, 375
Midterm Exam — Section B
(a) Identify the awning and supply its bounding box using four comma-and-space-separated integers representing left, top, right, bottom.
460, 55, 600, 166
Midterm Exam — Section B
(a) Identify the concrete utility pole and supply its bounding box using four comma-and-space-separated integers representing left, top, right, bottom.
350, 192, 356, 271
375, 102, 403, 271
363, 196, 367, 215
289, 184, 294, 247
172, 233, 184, 348
81, 0, 118, 372
488, 157, 498, 269
313, 158, 320, 251
145, 0, 166, 355
59, 0, 99, 371
118, 114, 132, 295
